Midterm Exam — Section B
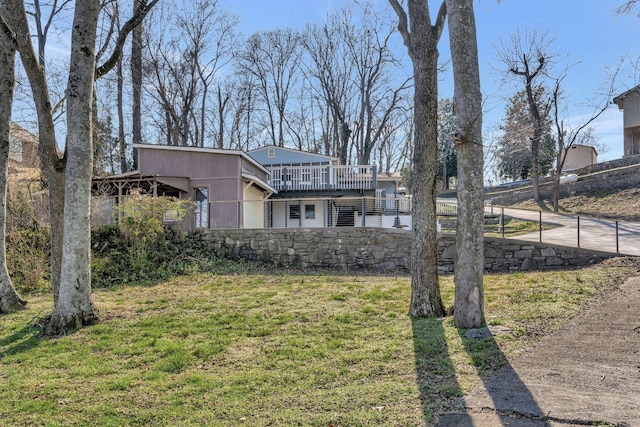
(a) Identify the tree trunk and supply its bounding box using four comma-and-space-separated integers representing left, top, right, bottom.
389, 0, 446, 318
5, 0, 66, 305
0, 16, 27, 313
44, 0, 100, 334
447, 0, 485, 329
117, 56, 127, 173
131, 0, 143, 169
409, 41, 444, 318
525, 81, 543, 203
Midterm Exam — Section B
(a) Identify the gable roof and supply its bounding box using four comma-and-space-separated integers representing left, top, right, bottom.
133, 143, 270, 175
249, 146, 338, 165
612, 85, 640, 109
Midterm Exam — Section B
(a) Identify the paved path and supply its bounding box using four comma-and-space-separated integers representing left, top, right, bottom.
495, 208, 640, 256
436, 275, 640, 427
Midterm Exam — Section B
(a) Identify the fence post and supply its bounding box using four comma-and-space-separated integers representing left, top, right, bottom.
577, 216, 580, 248
616, 221, 619, 253
539, 210, 542, 243
501, 207, 505, 239
361, 197, 366, 227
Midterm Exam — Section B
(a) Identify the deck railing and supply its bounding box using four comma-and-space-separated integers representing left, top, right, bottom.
267, 165, 377, 191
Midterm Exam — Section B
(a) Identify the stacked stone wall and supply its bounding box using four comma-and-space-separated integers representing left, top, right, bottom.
200, 228, 613, 273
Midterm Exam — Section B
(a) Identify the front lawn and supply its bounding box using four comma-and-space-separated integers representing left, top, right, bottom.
0, 261, 634, 426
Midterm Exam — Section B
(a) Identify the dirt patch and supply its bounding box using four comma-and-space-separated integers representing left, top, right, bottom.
438, 272, 640, 426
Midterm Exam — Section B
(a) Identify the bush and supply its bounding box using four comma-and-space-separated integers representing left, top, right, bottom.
6, 226, 52, 295
92, 194, 247, 287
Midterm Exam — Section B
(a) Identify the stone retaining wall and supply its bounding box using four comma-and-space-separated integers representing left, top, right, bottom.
487, 163, 640, 206
200, 228, 614, 273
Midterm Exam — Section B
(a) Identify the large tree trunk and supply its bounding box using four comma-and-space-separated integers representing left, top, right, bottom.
389, 0, 446, 318
44, 0, 100, 334
409, 35, 444, 318
447, 0, 485, 329
5, 0, 66, 305
0, 15, 27, 314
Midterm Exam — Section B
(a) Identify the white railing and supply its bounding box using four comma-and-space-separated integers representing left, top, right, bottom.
267, 164, 376, 191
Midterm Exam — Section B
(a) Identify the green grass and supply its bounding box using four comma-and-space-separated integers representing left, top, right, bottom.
0, 261, 634, 426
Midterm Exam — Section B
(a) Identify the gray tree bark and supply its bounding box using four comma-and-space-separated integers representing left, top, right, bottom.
0, 10, 27, 314
388, 0, 446, 318
3, 0, 66, 305
44, 0, 101, 334
131, 0, 143, 168
446, 0, 485, 328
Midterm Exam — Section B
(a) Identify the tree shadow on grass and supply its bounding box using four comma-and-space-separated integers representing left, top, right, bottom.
413, 318, 550, 426
0, 322, 44, 359
411, 317, 472, 425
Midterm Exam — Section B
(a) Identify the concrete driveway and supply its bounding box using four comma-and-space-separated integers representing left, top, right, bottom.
494, 207, 640, 256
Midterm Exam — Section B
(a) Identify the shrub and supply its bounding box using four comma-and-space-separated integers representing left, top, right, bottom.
6, 226, 52, 295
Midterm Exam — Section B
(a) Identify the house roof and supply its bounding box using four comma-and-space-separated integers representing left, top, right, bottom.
376, 172, 402, 182
9, 122, 38, 144
566, 144, 598, 156
249, 146, 339, 165
612, 85, 640, 109
133, 143, 271, 175
242, 172, 277, 196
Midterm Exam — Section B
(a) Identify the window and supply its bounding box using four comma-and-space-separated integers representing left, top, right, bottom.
267, 147, 276, 158
305, 204, 315, 219
194, 188, 209, 228
289, 204, 300, 219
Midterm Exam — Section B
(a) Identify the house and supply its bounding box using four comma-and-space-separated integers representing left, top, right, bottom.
9, 123, 39, 168
612, 85, 640, 157
92, 144, 276, 230
560, 144, 597, 171
248, 146, 408, 229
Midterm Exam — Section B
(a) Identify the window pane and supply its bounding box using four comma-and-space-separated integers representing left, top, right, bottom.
305, 204, 315, 219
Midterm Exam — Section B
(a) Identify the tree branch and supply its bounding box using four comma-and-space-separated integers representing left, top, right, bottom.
387, 0, 411, 49
434, 1, 447, 42
95, 0, 160, 79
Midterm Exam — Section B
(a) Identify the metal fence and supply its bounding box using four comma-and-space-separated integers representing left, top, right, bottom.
488, 206, 639, 256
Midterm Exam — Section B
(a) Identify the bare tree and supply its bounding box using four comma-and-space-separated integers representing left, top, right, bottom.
388, 0, 447, 318
3, 0, 68, 305
496, 29, 556, 202
302, 17, 355, 161
0, 6, 27, 313
144, 0, 236, 147
131, 0, 144, 168
551, 69, 618, 212
447, 0, 485, 329
342, 6, 411, 165
237, 28, 302, 147
616, 0, 640, 15
1, 0, 158, 333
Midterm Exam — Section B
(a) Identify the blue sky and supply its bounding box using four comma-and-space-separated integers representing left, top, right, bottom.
227, 0, 640, 162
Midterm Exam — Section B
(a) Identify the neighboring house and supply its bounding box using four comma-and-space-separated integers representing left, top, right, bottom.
612, 85, 640, 157
249, 146, 408, 229
9, 122, 39, 168
92, 144, 276, 230
561, 144, 597, 171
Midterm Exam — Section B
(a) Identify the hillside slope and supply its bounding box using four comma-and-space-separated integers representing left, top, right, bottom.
512, 187, 640, 222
